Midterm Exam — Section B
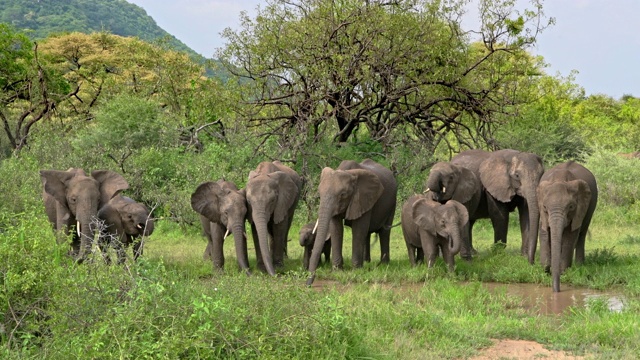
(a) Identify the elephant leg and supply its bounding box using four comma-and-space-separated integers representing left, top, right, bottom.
330, 218, 344, 270
539, 225, 551, 272
468, 219, 478, 255
113, 235, 127, 265
97, 235, 111, 265
322, 241, 331, 266
460, 220, 473, 260
378, 227, 391, 264
405, 241, 418, 267
363, 233, 371, 263
416, 247, 424, 264
272, 221, 289, 268
517, 201, 530, 256
441, 245, 455, 272
350, 213, 372, 268
575, 219, 592, 266
487, 197, 509, 244
561, 231, 580, 273
209, 222, 226, 270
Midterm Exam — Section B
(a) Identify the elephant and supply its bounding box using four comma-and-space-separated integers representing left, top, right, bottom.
299, 221, 331, 270
537, 161, 598, 292
424, 161, 482, 259
97, 195, 154, 264
451, 149, 545, 263
246, 161, 302, 276
41, 168, 129, 262
401, 195, 468, 272
306, 159, 397, 286
190, 179, 250, 275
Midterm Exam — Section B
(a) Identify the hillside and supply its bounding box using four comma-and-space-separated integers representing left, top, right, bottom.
0, 0, 199, 58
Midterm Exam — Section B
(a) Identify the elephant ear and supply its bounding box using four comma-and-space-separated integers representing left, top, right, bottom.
537, 180, 552, 231
569, 179, 592, 232
411, 198, 437, 236
480, 153, 516, 202
91, 170, 129, 206
97, 202, 121, 234
454, 166, 479, 205
345, 169, 384, 220
40, 170, 76, 205
191, 181, 224, 223
270, 171, 299, 224
446, 200, 469, 229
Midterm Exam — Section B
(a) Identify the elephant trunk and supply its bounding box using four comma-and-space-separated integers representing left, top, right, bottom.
76, 200, 98, 261
231, 223, 250, 275
252, 210, 276, 276
549, 215, 565, 292
143, 218, 154, 237
306, 202, 333, 286
448, 228, 462, 255
525, 190, 541, 265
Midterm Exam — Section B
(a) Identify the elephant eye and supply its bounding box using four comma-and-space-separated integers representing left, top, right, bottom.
69, 197, 77, 204
568, 203, 575, 211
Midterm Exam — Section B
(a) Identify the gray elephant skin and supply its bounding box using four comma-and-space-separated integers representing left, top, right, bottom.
424, 161, 482, 259
246, 161, 303, 276
401, 195, 468, 272
306, 159, 397, 286
451, 149, 544, 263
299, 221, 331, 270
97, 195, 154, 264
191, 179, 251, 275
41, 168, 129, 262
537, 161, 597, 292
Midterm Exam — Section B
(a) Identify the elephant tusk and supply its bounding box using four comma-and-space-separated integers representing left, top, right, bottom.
312, 219, 318, 235
76, 221, 81, 238
423, 188, 430, 193
137, 224, 143, 230
224, 229, 230, 239
442, 186, 446, 194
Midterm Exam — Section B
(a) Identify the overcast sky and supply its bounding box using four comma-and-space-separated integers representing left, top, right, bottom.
127, 0, 640, 98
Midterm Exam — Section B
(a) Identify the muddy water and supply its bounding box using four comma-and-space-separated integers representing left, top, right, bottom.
482, 282, 625, 315
309, 280, 625, 315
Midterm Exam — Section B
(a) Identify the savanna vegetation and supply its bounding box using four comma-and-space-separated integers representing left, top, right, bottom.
1, 0, 639, 358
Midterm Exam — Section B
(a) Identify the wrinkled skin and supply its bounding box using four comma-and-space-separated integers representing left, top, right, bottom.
191, 180, 250, 275
425, 162, 482, 259
246, 161, 302, 276
97, 195, 154, 264
401, 195, 467, 272
537, 161, 597, 292
307, 159, 397, 285
299, 221, 331, 270
452, 149, 544, 264
41, 168, 129, 262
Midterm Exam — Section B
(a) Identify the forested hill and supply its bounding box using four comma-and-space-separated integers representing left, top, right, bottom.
0, 0, 199, 57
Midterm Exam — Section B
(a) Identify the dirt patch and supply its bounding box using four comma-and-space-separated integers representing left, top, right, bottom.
469, 339, 585, 360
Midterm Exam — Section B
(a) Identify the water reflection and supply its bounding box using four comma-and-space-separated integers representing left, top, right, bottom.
482, 282, 624, 315
309, 279, 625, 315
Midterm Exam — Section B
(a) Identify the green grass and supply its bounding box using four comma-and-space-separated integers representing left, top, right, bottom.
2, 203, 640, 359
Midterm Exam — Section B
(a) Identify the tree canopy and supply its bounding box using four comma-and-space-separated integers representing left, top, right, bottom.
219, 0, 553, 154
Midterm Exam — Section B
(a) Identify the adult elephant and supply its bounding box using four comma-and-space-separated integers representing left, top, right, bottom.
246, 161, 302, 276
451, 149, 544, 263
424, 161, 482, 259
306, 159, 397, 286
41, 168, 129, 262
537, 161, 597, 292
401, 195, 468, 272
190, 180, 250, 275
299, 221, 331, 270
97, 195, 154, 264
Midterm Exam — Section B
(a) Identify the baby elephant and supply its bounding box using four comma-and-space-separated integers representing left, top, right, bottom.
401, 195, 468, 272
299, 222, 331, 270
97, 195, 154, 264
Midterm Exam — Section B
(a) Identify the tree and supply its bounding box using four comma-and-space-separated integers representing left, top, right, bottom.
218, 0, 553, 154
0, 24, 75, 154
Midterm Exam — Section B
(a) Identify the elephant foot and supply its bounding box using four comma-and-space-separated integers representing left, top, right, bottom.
305, 274, 316, 286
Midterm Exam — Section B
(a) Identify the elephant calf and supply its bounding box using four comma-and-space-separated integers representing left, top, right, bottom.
299, 222, 331, 270
97, 195, 154, 264
401, 195, 468, 272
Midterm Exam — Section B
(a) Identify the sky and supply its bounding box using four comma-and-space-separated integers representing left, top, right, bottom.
127, 0, 640, 99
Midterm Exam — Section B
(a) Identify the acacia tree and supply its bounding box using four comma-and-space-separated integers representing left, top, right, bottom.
219, 0, 553, 153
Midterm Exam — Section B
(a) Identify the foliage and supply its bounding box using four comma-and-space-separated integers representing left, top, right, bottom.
0, 0, 197, 57
219, 0, 553, 156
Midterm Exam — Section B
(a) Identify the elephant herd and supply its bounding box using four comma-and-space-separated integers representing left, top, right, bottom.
40, 150, 598, 292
